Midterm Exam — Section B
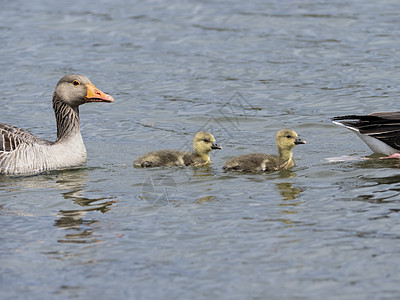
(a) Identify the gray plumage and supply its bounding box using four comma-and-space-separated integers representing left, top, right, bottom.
223, 153, 282, 172
223, 129, 305, 173
134, 132, 222, 168
332, 113, 400, 155
0, 74, 114, 175
135, 150, 202, 167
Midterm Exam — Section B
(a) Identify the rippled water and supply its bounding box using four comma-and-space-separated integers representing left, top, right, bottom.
2, 0, 400, 299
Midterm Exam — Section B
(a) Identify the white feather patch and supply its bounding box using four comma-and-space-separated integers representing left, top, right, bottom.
333, 120, 398, 155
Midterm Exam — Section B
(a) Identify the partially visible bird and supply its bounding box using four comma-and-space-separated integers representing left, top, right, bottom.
332, 112, 400, 157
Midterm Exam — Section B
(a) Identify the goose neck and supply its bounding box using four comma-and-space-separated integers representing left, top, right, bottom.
53, 96, 80, 141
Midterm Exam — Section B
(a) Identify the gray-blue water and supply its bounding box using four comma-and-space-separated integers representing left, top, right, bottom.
2, 0, 400, 299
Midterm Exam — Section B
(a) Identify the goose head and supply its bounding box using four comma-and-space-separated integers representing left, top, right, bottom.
275, 129, 306, 152
54, 74, 114, 107
193, 131, 222, 156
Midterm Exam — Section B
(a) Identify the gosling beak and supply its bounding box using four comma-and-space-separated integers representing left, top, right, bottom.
294, 137, 306, 145
85, 83, 114, 103
211, 142, 222, 150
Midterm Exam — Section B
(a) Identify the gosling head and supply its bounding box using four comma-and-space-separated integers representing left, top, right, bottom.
193, 131, 222, 155
275, 129, 306, 152
54, 74, 114, 108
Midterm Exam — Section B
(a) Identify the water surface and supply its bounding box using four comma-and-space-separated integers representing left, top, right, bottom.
1, 0, 400, 299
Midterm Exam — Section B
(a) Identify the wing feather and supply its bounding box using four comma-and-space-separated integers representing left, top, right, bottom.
332, 113, 400, 151
0, 123, 51, 153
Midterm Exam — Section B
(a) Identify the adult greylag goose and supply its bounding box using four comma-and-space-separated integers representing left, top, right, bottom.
223, 129, 305, 173
332, 113, 400, 156
0, 74, 114, 175
134, 131, 222, 168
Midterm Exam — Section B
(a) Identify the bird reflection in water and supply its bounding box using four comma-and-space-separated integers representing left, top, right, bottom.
276, 182, 303, 202
53, 169, 117, 244
262, 181, 304, 226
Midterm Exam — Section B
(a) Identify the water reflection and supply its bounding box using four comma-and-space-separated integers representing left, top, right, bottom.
276, 182, 303, 202
53, 170, 116, 244
192, 166, 219, 204
339, 173, 400, 204
260, 181, 304, 226
196, 195, 216, 204
275, 171, 304, 222
140, 173, 178, 206
0, 169, 116, 243
140, 166, 218, 206
192, 165, 214, 177
329, 157, 400, 203
355, 155, 400, 169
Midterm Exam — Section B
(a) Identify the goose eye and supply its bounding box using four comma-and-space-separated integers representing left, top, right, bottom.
203, 139, 210, 143
286, 135, 292, 138
73, 80, 80, 86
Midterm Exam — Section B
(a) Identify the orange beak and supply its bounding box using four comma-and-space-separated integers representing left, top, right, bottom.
85, 83, 114, 103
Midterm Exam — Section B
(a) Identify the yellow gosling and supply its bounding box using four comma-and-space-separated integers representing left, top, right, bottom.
134, 131, 222, 168
223, 129, 305, 173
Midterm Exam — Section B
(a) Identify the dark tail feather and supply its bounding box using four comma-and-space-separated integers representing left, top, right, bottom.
332, 115, 381, 121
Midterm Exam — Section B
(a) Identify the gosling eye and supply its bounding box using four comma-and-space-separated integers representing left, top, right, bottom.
72, 80, 80, 86
286, 135, 292, 139
203, 139, 210, 143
